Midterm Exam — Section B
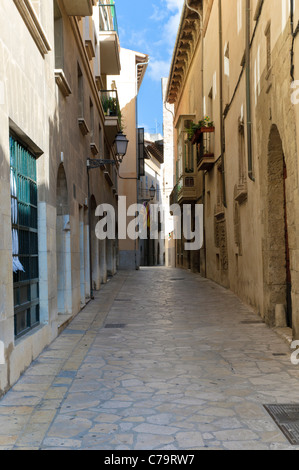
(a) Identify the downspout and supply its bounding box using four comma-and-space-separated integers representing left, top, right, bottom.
185, 0, 206, 275
246, 0, 255, 181
218, 0, 227, 207
291, 0, 294, 80
87, 166, 94, 299
290, 0, 299, 81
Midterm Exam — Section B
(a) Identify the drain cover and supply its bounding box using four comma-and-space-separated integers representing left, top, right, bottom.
170, 278, 185, 281
264, 404, 299, 445
240, 320, 263, 324
105, 324, 126, 329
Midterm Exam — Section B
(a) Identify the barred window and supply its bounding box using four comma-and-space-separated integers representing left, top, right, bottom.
10, 136, 39, 338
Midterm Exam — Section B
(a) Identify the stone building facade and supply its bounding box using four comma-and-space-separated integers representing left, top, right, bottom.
0, 0, 136, 395
162, 77, 176, 268
166, 0, 299, 339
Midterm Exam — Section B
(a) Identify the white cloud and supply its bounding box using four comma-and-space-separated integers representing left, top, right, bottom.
165, 0, 184, 12
150, 4, 167, 21
164, 10, 182, 47
148, 59, 171, 81
143, 0, 185, 81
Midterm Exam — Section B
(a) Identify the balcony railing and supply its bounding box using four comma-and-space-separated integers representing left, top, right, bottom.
100, 89, 121, 121
99, 2, 119, 36
100, 90, 121, 145
193, 126, 216, 172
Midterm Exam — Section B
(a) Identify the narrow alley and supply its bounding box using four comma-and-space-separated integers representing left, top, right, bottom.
0, 267, 298, 450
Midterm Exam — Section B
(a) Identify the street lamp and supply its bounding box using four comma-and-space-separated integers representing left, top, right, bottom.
87, 130, 129, 299
149, 184, 156, 200
87, 131, 129, 168
114, 131, 129, 164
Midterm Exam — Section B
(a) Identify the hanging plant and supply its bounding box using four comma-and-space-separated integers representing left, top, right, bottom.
185, 116, 214, 142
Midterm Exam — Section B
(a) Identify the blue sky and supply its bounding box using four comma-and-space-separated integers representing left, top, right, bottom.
116, 0, 184, 136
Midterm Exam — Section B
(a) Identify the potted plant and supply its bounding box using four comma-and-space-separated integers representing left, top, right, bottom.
186, 116, 215, 144
102, 96, 117, 116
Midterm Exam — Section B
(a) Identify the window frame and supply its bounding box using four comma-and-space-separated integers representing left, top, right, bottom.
10, 134, 40, 339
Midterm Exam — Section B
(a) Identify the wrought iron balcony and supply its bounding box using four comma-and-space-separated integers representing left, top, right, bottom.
98, 2, 121, 75
101, 90, 120, 118
99, 2, 119, 35
194, 126, 216, 172
100, 89, 121, 145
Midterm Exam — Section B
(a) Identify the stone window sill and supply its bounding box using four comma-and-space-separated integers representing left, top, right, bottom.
55, 69, 72, 97
78, 118, 90, 136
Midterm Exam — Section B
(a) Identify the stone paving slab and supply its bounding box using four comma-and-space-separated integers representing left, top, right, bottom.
0, 268, 299, 450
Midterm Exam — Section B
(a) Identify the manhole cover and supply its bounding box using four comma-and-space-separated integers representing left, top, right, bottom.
170, 278, 185, 281
63, 329, 85, 335
105, 324, 126, 329
264, 404, 299, 445
115, 299, 132, 302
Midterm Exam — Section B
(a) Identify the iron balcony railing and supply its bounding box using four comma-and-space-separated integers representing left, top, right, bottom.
100, 89, 121, 122
99, 2, 119, 36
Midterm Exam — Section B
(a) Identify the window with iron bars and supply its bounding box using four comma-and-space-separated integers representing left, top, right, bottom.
10, 135, 40, 339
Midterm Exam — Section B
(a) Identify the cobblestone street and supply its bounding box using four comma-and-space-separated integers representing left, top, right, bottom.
0, 267, 299, 450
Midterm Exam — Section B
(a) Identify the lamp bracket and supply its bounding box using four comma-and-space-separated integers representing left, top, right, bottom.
87, 159, 116, 169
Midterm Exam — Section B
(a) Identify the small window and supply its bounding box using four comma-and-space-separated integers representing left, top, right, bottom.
78, 64, 84, 117
54, 0, 64, 69
89, 99, 94, 141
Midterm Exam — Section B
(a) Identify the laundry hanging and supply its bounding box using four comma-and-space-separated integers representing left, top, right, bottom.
10, 169, 25, 274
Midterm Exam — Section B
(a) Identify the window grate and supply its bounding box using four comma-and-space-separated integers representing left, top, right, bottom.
10, 135, 40, 338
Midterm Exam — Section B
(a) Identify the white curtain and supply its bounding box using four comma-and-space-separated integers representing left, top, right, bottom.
10, 169, 25, 274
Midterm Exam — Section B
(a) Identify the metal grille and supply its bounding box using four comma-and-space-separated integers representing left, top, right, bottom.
10, 135, 39, 338
264, 404, 299, 445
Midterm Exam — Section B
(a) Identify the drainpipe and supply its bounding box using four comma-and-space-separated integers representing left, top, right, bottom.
291, 0, 294, 80
290, 0, 299, 81
87, 167, 94, 300
218, 0, 227, 208
185, 0, 206, 275
246, 0, 255, 181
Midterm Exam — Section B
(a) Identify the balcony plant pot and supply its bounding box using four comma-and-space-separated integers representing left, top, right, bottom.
191, 126, 215, 145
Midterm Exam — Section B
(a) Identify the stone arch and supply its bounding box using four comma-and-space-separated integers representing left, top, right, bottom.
56, 164, 72, 314
264, 124, 291, 327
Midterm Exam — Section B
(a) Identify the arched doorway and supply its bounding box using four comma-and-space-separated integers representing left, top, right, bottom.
56, 164, 72, 314
264, 125, 292, 327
